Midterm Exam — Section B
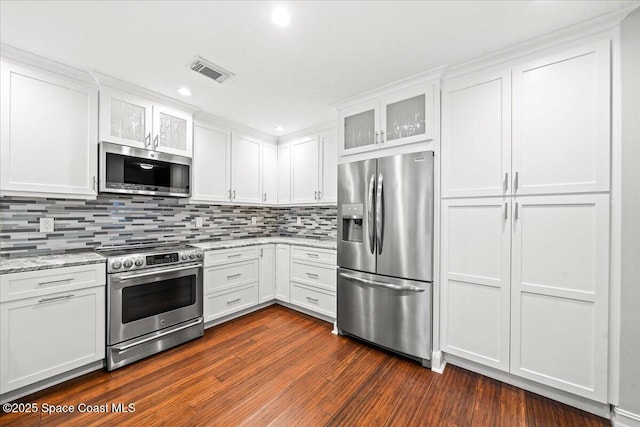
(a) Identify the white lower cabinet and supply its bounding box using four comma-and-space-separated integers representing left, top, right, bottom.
258, 245, 275, 302
0, 264, 106, 395
204, 284, 258, 321
290, 246, 337, 318
290, 283, 336, 318
275, 244, 291, 302
441, 194, 609, 402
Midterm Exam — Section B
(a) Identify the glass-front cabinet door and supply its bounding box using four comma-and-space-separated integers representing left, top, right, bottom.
381, 83, 434, 148
338, 99, 380, 156
99, 88, 153, 149
152, 104, 193, 157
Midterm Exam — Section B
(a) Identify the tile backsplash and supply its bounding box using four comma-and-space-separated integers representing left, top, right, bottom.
0, 196, 336, 258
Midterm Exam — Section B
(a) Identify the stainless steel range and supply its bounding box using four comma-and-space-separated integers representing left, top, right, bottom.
96, 243, 204, 371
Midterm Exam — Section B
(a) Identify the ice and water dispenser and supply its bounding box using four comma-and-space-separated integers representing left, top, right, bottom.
341, 203, 364, 242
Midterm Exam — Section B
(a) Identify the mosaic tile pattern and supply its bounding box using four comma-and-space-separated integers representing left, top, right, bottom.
0, 196, 337, 258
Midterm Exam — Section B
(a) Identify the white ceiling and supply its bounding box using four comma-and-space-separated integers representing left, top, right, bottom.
1, 1, 637, 137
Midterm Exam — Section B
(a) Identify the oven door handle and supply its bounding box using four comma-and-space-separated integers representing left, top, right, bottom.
112, 318, 203, 352
112, 264, 201, 281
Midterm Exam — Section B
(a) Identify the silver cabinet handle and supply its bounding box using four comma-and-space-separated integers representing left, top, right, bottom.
93, 176, 97, 191
380, 130, 385, 143
306, 296, 319, 303
367, 174, 376, 255
145, 133, 151, 148
38, 278, 73, 286
314, 190, 318, 200
514, 171, 519, 191
228, 253, 242, 258
113, 319, 202, 352
260, 248, 264, 257
228, 189, 232, 200
306, 252, 319, 258
515, 202, 519, 220
504, 202, 508, 220
504, 173, 508, 192
375, 131, 379, 144
153, 135, 159, 150
226, 273, 242, 279
38, 294, 74, 304
227, 298, 241, 305
232, 190, 236, 200
339, 272, 424, 292
317, 190, 322, 200
263, 193, 267, 202
376, 173, 384, 255
306, 272, 319, 278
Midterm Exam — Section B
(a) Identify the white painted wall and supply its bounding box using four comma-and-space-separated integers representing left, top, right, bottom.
619, 6, 640, 417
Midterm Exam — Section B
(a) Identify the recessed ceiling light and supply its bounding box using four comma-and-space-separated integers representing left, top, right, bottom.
177, 87, 192, 96
275, 125, 284, 132
272, 7, 290, 27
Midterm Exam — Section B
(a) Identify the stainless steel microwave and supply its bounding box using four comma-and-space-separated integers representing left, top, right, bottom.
99, 142, 191, 197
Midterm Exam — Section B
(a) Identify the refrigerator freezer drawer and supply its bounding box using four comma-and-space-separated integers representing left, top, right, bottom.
337, 268, 432, 362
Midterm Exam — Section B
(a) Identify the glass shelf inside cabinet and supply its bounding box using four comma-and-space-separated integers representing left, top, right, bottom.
344, 109, 376, 149
386, 94, 425, 141
110, 98, 146, 143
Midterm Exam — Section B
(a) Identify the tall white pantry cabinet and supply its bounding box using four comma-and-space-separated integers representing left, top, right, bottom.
440, 40, 611, 403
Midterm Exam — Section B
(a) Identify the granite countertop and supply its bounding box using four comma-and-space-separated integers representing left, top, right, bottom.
190, 237, 337, 251
0, 252, 107, 275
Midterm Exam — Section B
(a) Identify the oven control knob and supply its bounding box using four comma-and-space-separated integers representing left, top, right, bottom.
135, 259, 144, 267
124, 260, 133, 268
189, 253, 196, 259
196, 252, 203, 259
112, 261, 122, 270
181, 254, 188, 260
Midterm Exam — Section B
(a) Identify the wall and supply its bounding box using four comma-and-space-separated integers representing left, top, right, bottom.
0, 195, 336, 258
618, 6, 640, 417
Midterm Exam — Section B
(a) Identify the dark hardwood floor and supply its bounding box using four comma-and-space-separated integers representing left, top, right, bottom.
0, 305, 609, 426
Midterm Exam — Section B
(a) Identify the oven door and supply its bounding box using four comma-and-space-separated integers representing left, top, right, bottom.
108, 263, 203, 345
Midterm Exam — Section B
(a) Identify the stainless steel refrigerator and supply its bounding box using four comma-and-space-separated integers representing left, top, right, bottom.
337, 151, 433, 367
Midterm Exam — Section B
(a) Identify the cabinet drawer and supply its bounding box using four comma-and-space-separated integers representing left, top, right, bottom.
0, 264, 106, 303
290, 283, 336, 318
204, 247, 259, 267
0, 287, 105, 394
291, 261, 336, 291
204, 260, 258, 293
290, 246, 336, 265
204, 284, 258, 322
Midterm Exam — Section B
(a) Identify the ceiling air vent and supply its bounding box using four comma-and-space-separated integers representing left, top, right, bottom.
190, 56, 235, 83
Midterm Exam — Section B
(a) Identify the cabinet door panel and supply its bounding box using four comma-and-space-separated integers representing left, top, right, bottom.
275, 244, 290, 302
0, 288, 105, 394
99, 87, 152, 149
277, 143, 291, 204
259, 245, 275, 303
262, 143, 277, 204
338, 99, 380, 156
1, 59, 98, 198
231, 136, 262, 204
512, 41, 610, 195
510, 194, 609, 402
441, 198, 511, 371
153, 104, 192, 156
442, 70, 511, 198
381, 83, 434, 148
192, 124, 231, 202
291, 137, 319, 204
319, 129, 337, 203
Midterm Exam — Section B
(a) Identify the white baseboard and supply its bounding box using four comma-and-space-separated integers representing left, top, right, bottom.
431, 350, 446, 374
613, 407, 640, 427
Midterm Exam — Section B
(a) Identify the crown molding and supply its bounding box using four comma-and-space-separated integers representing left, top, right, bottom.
193, 111, 278, 144
277, 121, 336, 144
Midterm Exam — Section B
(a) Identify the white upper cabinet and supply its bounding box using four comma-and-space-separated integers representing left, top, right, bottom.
512, 40, 610, 195
318, 129, 337, 204
442, 69, 511, 198
277, 142, 291, 204
510, 194, 609, 402
99, 87, 193, 157
0, 58, 98, 199
192, 123, 231, 203
262, 143, 278, 204
231, 135, 262, 204
338, 82, 435, 157
292, 136, 320, 204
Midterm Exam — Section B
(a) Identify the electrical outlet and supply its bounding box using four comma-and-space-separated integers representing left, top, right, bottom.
195, 217, 204, 227
251, 216, 257, 225
296, 216, 302, 225
40, 217, 54, 233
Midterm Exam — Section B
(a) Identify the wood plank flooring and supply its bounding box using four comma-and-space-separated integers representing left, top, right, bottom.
0, 305, 609, 426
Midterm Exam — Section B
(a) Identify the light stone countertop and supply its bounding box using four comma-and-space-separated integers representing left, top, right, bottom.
0, 252, 107, 275
0, 237, 336, 275
189, 236, 337, 251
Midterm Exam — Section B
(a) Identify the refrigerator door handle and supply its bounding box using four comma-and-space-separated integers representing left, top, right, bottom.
367, 174, 376, 254
339, 272, 425, 293
376, 173, 384, 255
